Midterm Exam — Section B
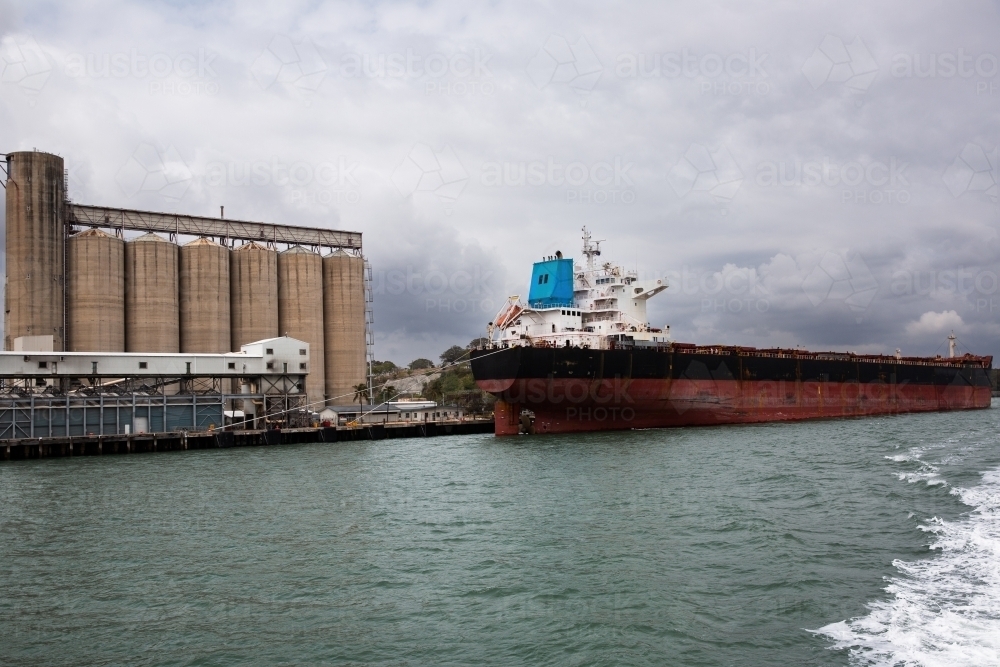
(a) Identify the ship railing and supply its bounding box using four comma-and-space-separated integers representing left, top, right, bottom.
617, 310, 649, 328
668, 345, 990, 368
528, 300, 575, 309
479, 340, 989, 368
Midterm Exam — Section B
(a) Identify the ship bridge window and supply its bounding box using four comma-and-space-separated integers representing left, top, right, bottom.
538, 274, 550, 284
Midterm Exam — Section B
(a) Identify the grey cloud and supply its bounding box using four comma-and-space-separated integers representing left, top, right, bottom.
1, 0, 998, 362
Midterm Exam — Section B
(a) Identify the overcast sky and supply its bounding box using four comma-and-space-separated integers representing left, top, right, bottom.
1, 0, 998, 364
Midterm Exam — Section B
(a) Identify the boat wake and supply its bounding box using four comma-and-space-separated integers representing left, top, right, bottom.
814, 466, 1000, 665
885, 447, 949, 487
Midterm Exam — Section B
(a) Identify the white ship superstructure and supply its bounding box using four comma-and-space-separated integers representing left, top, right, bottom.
488, 228, 669, 349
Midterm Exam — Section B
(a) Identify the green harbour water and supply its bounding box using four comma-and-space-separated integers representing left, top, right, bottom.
3, 405, 999, 666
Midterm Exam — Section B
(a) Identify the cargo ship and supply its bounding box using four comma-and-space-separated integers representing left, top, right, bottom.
470, 229, 993, 435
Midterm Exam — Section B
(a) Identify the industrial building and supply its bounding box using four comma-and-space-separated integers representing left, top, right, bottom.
319, 400, 464, 426
0, 337, 310, 438
1, 150, 370, 435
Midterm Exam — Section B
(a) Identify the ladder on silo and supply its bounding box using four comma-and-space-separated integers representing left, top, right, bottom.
364, 259, 375, 403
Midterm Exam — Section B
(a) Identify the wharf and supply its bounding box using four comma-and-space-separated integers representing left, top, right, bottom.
0, 419, 494, 461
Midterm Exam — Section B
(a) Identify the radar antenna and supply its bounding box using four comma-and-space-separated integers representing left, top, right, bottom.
581, 226, 603, 270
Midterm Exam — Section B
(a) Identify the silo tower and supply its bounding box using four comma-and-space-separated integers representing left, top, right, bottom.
66, 228, 125, 351
179, 237, 231, 353
278, 245, 325, 408
230, 241, 278, 350
125, 233, 179, 353
323, 249, 367, 405
3, 151, 66, 351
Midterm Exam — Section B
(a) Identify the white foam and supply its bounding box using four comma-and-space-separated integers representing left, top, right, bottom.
892, 449, 946, 487
814, 468, 1000, 665
897, 470, 947, 486
886, 447, 925, 463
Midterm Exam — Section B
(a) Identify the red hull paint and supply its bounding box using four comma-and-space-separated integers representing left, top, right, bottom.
494, 400, 520, 436
489, 378, 992, 435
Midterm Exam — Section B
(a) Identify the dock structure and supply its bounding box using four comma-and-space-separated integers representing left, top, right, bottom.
4, 150, 371, 416
0, 420, 494, 461
0, 337, 312, 438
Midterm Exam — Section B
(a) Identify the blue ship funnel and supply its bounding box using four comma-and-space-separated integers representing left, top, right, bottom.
528, 258, 574, 308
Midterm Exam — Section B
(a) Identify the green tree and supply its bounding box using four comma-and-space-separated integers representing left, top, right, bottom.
353, 382, 369, 418
371, 360, 398, 376
409, 358, 434, 370
376, 384, 397, 404
439, 345, 468, 365
423, 363, 495, 416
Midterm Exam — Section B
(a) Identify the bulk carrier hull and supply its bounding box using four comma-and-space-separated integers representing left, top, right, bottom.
471, 345, 993, 436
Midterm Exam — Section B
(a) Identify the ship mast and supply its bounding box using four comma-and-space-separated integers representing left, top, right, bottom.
581, 226, 603, 271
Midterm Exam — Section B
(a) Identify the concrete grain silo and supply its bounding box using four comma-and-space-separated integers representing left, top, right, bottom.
3, 151, 65, 350
125, 233, 179, 352
278, 246, 325, 408
230, 241, 278, 350
66, 228, 124, 351
179, 237, 230, 353
323, 250, 367, 405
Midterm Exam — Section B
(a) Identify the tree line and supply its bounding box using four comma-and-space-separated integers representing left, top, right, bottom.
357, 339, 494, 415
